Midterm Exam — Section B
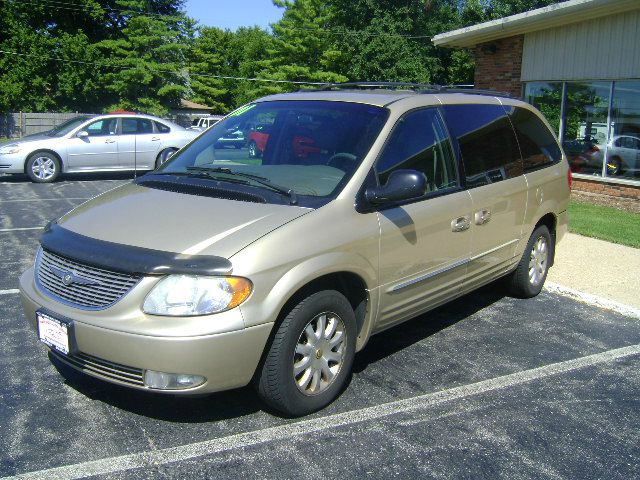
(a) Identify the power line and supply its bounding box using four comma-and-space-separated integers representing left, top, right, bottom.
14, 0, 432, 40
9, 0, 184, 19
0, 49, 329, 86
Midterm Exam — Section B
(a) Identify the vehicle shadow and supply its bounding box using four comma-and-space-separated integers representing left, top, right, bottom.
352, 282, 507, 373
50, 282, 508, 423
0, 172, 140, 183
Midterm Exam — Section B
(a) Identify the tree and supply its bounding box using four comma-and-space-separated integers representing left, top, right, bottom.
96, 0, 193, 115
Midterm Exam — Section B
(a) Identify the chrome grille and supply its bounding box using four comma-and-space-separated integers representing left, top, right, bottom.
50, 349, 145, 386
36, 248, 142, 309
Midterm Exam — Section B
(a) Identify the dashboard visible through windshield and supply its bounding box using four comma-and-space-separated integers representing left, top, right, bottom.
156, 100, 389, 206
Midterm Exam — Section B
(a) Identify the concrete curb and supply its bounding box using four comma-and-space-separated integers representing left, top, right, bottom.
545, 282, 640, 320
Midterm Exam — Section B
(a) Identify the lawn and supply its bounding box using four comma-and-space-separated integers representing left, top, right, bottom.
568, 201, 640, 248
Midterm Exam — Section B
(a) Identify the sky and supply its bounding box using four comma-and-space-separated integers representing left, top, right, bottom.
185, 0, 285, 31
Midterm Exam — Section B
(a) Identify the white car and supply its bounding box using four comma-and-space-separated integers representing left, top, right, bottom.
188, 115, 224, 132
579, 134, 640, 177
0, 114, 200, 183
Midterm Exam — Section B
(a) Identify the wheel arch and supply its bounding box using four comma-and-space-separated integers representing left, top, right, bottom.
24, 149, 64, 174
249, 269, 373, 387
533, 212, 557, 266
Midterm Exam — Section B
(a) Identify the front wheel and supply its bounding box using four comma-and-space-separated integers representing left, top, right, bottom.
256, 290, 356, 416
156, 148, 178, 168
26, 152, 60, 183
506, 225, 552, 298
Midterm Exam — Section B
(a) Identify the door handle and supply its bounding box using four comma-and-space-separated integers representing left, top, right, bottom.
451, 215, 471, 232
104, 139, 116, 144
474, 209, 491, 225
151, 137, 161, 141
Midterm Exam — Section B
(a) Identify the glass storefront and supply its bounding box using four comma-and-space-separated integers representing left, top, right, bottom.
524, 80, 640, 182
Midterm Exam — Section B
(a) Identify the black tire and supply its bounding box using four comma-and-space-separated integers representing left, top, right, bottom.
607, 156, 623, 176
26, 152, 61, 183
256, 290, 356, 416
156, 148, 178, 168
507, 225, 553, 298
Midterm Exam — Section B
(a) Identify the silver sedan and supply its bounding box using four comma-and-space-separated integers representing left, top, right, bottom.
0, 114, 200, 182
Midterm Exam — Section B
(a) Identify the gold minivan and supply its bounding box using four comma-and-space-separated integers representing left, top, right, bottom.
20, 84, 571, 416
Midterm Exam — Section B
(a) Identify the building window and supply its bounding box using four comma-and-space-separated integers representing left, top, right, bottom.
523, 82, 563, 135
524, 80, 640, 184
609, 81, 640, 179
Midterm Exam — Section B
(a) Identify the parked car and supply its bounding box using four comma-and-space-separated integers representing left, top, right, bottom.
247, 123, 322, 159
20, 84, 570, 416
577, 134, 640, 176
189, 115, 224, 132
214, 126, 246, 149
0, 114, 199, 182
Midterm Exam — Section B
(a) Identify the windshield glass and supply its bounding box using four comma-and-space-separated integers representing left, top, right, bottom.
158, 100, 388, 203
47, 116, 92, 137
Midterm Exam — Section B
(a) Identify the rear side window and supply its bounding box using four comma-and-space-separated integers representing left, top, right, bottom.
442, 104, 522, 188
122, 118, 154, 135
375, 108, 458, 193
504, 106, 561, 172
155, 121, 171, 133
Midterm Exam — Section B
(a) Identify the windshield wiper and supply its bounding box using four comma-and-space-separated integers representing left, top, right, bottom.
152, 169, 250, 185
186, 166, 298, 205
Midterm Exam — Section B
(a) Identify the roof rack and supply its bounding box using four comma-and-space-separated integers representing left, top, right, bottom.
304, 81, 512, 98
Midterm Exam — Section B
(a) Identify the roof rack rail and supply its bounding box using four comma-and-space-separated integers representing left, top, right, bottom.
318, 81, 445, 91
302, 81, 513, 98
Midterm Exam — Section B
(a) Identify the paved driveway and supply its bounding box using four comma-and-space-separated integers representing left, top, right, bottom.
1, 174, 638, 480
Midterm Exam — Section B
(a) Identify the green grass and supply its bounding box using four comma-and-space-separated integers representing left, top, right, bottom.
568, 201, 640, 248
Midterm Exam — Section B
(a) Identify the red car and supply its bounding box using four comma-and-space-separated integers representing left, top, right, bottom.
247, 124, 321, 159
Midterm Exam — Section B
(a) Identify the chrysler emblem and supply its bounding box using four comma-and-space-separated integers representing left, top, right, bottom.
48, 265, 100, 286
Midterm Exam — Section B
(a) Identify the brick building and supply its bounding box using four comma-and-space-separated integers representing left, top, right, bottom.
433, 0, 640, 199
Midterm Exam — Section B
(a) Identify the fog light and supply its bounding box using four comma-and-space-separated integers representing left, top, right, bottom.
144, 370, 206, 390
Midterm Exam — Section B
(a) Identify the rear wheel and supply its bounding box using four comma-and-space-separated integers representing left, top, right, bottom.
256, 290, 356, 416
607, 156, 623, 176
26, 152, 60, 183
248, 140, 259, 158
507, 225, 552, 298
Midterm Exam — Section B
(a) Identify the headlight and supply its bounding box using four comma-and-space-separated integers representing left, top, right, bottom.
143, 275, 252, 316
0, 144, 22, 155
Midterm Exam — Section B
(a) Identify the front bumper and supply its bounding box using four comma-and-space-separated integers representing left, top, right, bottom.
0, 152, 26, 174
19, 267, 273, 394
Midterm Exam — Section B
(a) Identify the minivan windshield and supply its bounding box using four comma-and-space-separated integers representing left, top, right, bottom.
157, 100, 388, 205
46, 116, 92, 137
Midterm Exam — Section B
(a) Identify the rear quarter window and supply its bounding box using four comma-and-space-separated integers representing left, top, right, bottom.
504, 106, 561, 172
442, 104, 522, 188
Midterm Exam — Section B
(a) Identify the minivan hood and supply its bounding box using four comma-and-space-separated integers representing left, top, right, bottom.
57, 183, 311, 258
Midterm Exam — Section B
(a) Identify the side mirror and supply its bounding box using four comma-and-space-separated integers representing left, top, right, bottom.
76, 130, 89, 139
365, 169, 427, 205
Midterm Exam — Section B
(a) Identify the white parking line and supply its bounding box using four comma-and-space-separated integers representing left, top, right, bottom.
545, 282, 640, 319
0, 198, 90, 203
0, 227, 42, 232
4, 343, 639, 480
0, 289, 19, 295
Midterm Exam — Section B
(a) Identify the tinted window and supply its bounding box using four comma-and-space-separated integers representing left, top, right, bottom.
155, 121, 171, 133
442, 104, 522, 188
375, 108, 458, 192
122, 118, 154, 135
504, 106, 561, 172
85, 119, 118, 137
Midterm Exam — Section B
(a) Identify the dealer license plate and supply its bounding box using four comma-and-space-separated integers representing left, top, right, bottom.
37, 312, 71, 355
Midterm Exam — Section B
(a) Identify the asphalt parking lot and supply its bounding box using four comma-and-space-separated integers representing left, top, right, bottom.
0, 173, 638, 480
